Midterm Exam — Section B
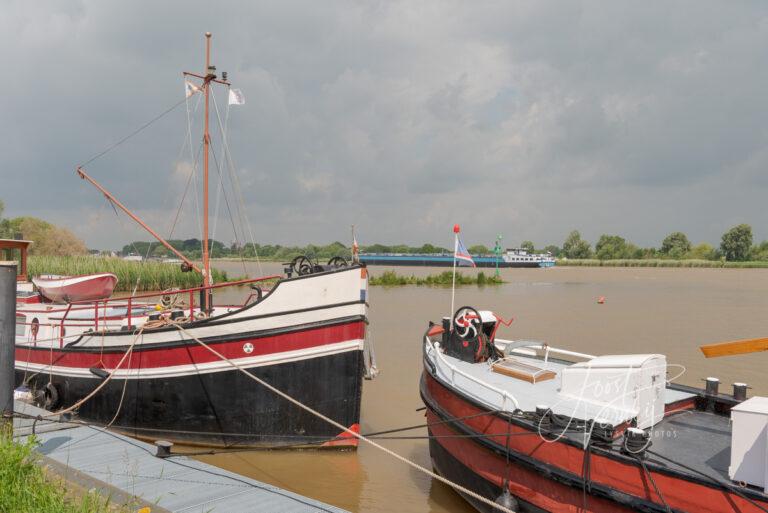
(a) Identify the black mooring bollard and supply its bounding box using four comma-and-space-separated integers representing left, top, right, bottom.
0, 263, 17, 429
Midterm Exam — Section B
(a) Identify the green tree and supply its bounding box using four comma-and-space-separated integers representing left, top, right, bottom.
544, 245, 561, 257
720, 224, 753, 261
562, 230, 592, 259
0, 199, 15, 239
468, 245, 490, 255
13, 217, 87, 256
595, 234, 632, 260
660, 232, 691, 259
520, 241, 535, 253
750, 241, 768, 261
688, 243, 715, 260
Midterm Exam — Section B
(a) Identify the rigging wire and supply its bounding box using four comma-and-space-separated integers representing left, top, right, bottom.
212, 88, 263, 275
79, 98, 188, 168
185, 87, 205, 261
210, 91, 249, 276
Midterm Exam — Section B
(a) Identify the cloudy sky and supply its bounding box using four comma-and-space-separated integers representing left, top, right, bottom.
3, 1, 768, 250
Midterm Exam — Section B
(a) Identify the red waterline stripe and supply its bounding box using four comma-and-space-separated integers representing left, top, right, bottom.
16, 321, 365, 370
425, 372, 767, 513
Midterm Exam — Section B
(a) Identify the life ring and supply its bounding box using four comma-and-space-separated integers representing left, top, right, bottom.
44, 382, 61, 410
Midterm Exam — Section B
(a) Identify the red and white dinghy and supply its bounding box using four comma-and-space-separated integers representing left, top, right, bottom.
32, 273, 118, 303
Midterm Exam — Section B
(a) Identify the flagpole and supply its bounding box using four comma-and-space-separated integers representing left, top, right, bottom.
451, 224, 460, 319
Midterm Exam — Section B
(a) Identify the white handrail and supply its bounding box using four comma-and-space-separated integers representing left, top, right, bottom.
494, 338, 596, 361
424, 337, 521, 412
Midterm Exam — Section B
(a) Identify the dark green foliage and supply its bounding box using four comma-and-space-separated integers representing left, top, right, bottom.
520, 241, 535, 253
660, 232, 691, 258
720, 224, 753, 261
562, 230, 592, 259
595, 234, 635, 260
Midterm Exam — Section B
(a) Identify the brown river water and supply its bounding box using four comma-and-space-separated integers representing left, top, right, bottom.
203, 262, 768, 513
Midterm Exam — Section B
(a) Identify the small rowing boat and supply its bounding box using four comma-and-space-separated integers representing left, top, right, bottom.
32, 273, 118, 303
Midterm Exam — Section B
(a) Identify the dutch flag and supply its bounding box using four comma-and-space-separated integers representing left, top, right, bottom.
455, 237, 476, 267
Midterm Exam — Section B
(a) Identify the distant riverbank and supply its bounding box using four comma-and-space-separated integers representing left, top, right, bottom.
368, 270, 503, 286
559, 258, 768, 268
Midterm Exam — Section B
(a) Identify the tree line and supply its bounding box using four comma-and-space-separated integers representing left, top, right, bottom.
122, 240, 452, 261
551, 224, 760, 262
123, 224, 763, 263
0, 200, 87, 256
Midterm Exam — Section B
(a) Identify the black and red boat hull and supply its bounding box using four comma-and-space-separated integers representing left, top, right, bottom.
17, 315, 367, 448
421, 371, 768, 513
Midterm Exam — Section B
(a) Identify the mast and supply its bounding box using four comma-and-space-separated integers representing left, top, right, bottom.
202, 32, 212, 303
182, 32, 229, 311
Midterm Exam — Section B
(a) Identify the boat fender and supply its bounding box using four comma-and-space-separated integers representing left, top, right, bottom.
44, 382, 61, 410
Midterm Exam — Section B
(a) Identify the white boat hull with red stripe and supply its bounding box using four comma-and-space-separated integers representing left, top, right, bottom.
15, 265, 370, 448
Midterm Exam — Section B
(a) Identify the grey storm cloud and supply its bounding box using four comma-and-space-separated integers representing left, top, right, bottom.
2, 0, 768, 249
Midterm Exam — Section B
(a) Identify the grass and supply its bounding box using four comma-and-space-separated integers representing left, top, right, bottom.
0, 430, 123, 512
28, 256, 229, 292
369, 270, 503, 286
559, 258, 768, 268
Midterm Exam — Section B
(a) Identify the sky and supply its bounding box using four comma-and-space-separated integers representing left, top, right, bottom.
2, 1, 768, 250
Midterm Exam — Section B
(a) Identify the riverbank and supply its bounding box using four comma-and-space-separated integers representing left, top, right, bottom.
0, 432, 124, 513
559, 258, 768, 268
369, 270, 503, 286
29, 256, 229, 292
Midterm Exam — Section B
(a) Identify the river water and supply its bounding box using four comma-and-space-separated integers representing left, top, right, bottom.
203, 262, 768, 513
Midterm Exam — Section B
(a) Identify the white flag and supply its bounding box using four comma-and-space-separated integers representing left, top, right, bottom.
228, 88, 245, 105
185, 80, 201, 98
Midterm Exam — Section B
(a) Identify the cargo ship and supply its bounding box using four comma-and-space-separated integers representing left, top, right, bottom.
359, 248, 555, 268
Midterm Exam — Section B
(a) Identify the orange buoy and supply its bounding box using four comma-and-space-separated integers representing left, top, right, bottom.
597, 296, 606, 304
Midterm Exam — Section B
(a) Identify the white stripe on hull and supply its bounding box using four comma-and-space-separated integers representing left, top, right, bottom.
16, 339, 364, 380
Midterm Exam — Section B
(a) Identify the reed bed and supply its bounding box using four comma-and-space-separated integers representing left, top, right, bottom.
559, 259, 768, 268
0, 432, 124, 513
28, 256, 229, 292
369, 270, 503, 286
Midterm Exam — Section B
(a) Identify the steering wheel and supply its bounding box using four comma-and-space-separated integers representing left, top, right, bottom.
160, 288, 181, 310
292, 255, 314, 276
453, 306, 482, 340
327, 256, 348, 268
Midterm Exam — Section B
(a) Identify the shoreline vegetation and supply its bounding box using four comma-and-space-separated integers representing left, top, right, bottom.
29, 256, 228, 292
0, 432, 124, 513
557, 259, 768, 268
369, 270, 503, 286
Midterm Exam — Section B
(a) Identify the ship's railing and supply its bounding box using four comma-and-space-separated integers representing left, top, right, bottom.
423, 336, 597, 413
48, 275, 282, 346
494, 338, 596, 362
424, 336, 521, 412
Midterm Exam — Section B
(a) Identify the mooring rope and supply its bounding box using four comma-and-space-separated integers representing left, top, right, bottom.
171, 323, 518, 513
38, 326, 145, 419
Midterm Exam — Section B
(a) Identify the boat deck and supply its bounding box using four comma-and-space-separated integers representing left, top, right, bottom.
424, 340, 768, 498
426, 342, 695, 425
649, 409, 733, 483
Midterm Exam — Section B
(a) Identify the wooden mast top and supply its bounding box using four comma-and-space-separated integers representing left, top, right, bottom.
183, 32, 229, 311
